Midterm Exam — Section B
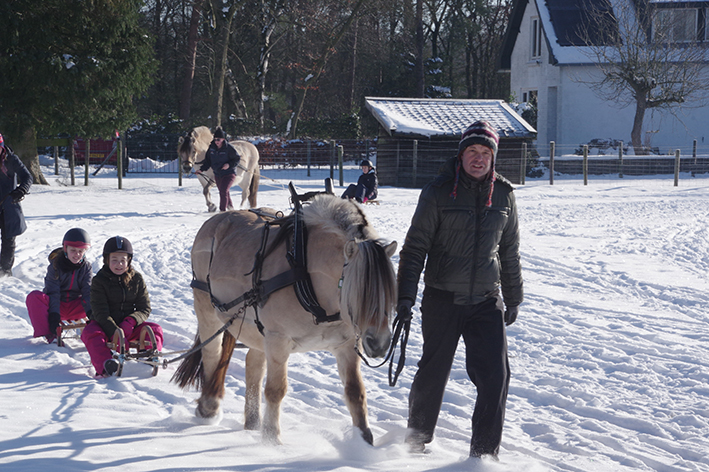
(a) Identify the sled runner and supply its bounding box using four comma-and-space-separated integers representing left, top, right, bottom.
56, 317, 89, 348
107, 324, 161, 377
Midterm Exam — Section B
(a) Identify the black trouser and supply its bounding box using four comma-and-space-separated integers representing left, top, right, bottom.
0, 212, 16, 273
407, 287, 510, 456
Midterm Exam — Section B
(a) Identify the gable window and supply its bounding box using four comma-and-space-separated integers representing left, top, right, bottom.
531, 17, 543, 59
653, 8, 701, 42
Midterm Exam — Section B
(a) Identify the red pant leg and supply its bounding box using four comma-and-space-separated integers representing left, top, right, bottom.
81, 321, 113, 376
26, 291, 50, 337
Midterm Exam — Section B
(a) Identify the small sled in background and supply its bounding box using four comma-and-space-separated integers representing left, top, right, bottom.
56, 318, 89, 348
107, 324, 161, 377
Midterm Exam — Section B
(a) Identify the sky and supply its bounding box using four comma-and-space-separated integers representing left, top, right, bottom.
1, 156, 708, 472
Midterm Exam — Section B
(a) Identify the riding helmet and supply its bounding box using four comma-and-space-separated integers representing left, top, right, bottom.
63, 228, 91, 249
103, 235, 133, 258
360, 159, 373, 168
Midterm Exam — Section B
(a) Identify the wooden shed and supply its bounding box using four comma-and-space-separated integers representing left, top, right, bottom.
365, 97, 536, 186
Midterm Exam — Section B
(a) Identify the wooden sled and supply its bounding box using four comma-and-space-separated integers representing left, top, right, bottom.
107, 324, 160, 377
56, 318, 89, 348
364, 199, 379, 205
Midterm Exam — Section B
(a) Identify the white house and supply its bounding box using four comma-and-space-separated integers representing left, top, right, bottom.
499, 0, 709, 155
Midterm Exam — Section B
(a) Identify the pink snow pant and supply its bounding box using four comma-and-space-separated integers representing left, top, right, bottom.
26, 290, 87, 338
81, 320, 164, 376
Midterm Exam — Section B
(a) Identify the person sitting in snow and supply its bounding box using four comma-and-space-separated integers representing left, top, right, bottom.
26, 228, 93, 343
81, 236, 163, 377
341, 159, 378, 203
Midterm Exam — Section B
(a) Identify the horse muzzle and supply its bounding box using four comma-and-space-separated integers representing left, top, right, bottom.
362, 329, 392, 358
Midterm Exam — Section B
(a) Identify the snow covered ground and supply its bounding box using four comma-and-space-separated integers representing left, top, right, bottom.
1, 157, 708, 472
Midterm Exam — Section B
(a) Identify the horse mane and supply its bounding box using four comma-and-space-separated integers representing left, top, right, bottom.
340, 238, 397, 330
303, 195, 396, 328
264, 194, 375, 257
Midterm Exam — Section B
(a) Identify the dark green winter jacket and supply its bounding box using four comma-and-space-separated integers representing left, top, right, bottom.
89, 265, 151, 338
397, 156, 523, 307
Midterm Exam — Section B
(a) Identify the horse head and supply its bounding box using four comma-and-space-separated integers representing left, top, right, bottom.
177, 133, 197, 173
341, 238, 398, 358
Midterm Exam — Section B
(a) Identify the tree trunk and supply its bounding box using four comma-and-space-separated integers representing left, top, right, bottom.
349, 19, 359, 110
179, 0, 203, 122
415, 0, 424, 98
211, 0, 238, 129
631, 94, 647, 154
6, 125, 48, 185
257, 19, 278, 132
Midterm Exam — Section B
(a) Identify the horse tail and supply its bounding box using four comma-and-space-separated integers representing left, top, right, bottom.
171, 333, 204, 389
248, 169, 260, 208
203, 330, 237, 401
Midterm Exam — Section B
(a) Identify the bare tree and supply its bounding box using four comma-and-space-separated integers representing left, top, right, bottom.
577, 0, 709, 153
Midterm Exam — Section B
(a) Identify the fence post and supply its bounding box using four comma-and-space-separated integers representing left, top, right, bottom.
84, 139, 90, 186
307, 139, 311, 177
549, 141, 555, 185
693, 139, 697, 164
395, 141, 400, 187
330, 140, 335, 180
178, 132, 183, 187
117, 133, 123, 190
583, 144, 588, 185
521, 142, 527, 185
54, 146, 59, 175
412, 140, 418, 187
338, 145, 344, 187
69, 139, 76, 186
619, 141, 624, 179
674, 149, 680, 187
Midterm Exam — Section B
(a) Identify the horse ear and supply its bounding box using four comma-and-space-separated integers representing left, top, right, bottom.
178, 136, 184, 145
384, 241, 397, 258
344, 240, 358, 261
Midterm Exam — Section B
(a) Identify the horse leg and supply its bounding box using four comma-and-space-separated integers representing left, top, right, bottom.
244, 348, 266, 430
248, 172, 259, 208
239, 176, 250, 209
200, 177, 217, 212
262, 341, 289, 444
194, 291, 233, 419
335, 347, 373, 445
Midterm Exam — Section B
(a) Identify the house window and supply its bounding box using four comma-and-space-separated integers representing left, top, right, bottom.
653, 8, 699, 42
531, 17, 542, 59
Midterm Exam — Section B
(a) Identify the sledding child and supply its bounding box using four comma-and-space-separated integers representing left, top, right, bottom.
26, 228, 93, 343
81, 236, 163, 377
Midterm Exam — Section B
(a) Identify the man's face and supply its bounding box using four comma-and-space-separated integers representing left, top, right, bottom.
461, 144, 493, 181
214, 137, 224, 148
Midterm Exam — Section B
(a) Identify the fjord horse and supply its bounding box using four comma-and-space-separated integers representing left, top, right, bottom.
177, 126, 260, 211
173, 194, 397, 445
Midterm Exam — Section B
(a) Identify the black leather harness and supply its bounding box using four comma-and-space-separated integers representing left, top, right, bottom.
190, 182, 341, 335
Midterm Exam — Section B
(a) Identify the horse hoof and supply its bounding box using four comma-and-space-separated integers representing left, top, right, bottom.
207, 204, 217, 213
196, 397, 221, 420
244, 416, 261, 431
361, 427, 374, 445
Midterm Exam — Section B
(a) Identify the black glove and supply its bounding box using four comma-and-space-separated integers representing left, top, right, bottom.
504, 306, 519, 326
48, 312, 61, 335
396, 299, 413, 322
10, 188, 25, 203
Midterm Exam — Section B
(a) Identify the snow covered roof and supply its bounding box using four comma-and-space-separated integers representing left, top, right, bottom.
364, 97, 536, 139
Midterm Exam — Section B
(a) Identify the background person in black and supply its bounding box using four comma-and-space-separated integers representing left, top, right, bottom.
341, 159, 378, 203
396, 121, 523, 459
196, 126, 240, 211
0, 133, 33, 277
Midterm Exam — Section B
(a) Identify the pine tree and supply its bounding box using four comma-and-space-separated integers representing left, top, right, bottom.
0, 0, 157, 183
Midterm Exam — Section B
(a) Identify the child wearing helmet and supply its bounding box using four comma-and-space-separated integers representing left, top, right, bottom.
81, 236, 164, 377
341, 159, 378, 203
26, 228, 93, 343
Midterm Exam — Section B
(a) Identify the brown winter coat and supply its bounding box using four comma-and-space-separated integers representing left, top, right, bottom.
89, 265, 151, 338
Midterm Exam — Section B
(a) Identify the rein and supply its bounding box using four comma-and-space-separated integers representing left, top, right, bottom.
354, 310, 411, 387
